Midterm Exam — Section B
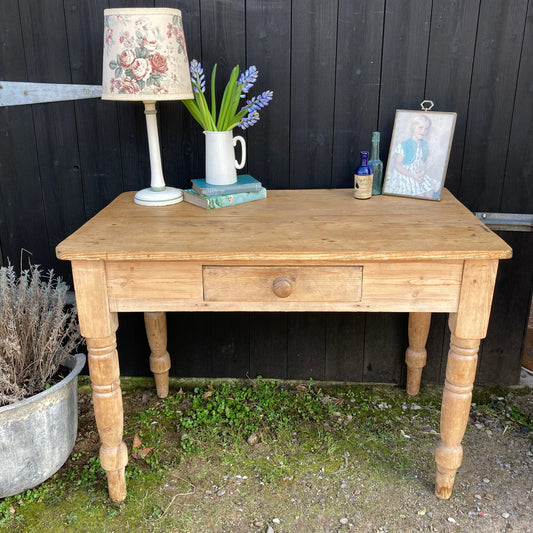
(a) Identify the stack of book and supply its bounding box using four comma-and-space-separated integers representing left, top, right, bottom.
183, 175, 266, 209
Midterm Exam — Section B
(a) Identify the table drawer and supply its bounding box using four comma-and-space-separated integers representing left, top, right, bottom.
203, 266, 363, 302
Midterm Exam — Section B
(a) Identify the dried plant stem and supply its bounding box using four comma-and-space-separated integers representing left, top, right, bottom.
0, 265, 82, 406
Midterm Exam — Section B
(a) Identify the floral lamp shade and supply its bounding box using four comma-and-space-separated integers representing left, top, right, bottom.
102, 7, 193, 101
101, 7, 193, 206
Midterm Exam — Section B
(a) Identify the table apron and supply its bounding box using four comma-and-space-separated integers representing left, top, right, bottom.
104, 259, 464, 313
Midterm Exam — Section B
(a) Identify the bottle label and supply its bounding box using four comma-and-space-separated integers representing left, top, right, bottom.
354, 173, 373, 199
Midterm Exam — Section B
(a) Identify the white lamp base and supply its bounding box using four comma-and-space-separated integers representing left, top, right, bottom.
134, 187, 183, 206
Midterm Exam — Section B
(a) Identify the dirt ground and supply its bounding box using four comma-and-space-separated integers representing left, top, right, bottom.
67, 382, 533, 533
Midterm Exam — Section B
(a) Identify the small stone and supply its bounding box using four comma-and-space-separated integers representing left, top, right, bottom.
448, 517, 456, 523
216, 488, 226, 497
253, 520, 264, 527
266, 527, 274, 533
502, 512, 510, 519
483, 478, 490, 483
340, 517, 349, 524
474, 494, 482, 499
272, 518, 280, 524
484, 493, 494, 500
247, 433, 259, 446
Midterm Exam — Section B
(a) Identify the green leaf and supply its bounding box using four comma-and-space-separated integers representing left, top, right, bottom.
182, 98, 210, 131
223, 83, 244, 131
210, 64, 218, 125
216, 65, 240, 131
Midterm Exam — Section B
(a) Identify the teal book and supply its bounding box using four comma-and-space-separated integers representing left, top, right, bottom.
191, 174, 262, 196
183, 187, 267, 209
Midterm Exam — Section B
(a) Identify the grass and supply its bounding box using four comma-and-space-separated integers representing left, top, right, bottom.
0, 378, 531, 532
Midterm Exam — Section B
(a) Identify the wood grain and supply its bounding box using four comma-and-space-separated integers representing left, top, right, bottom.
57, 189, 511, 262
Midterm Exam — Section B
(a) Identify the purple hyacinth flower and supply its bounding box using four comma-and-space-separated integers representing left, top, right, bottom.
238, 65, 259, 96
190, 59, 206, 93
245, 90, 274, 112
238, 110, 260, 130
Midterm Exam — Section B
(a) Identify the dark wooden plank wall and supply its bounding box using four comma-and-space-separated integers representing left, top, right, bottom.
1, 0, 532, 385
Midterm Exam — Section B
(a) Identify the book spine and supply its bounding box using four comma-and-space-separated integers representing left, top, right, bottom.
205, 188, 266, 208
195, 183, 262, 196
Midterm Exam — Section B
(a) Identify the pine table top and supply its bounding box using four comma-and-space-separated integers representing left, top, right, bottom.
56, 189, 512, 263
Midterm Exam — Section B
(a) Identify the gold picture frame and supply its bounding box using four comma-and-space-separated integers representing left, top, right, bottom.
382, 109, 457, 201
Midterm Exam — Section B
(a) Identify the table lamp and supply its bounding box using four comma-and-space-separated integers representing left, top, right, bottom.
102, 8, 193, 206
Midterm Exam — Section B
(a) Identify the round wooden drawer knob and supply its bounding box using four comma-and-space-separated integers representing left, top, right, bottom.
272, 276, 292, 298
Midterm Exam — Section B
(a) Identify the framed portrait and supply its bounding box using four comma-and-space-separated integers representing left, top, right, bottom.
382, 110, 457, 201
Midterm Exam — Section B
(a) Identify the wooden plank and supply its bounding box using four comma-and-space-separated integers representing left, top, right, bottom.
0, 1, 50, 270
458, 0, 528, 212
57, 190, 512, 262
290, 0, 338, 188
65, 0, 124, 219
19, 0, 86, 279
246, 0, 291, 189
332, 0, 385, 188
174, 310, 250, 379
201, 0, 245, 69
325, 313, 366, 382
425, 0, 480, 195
477, 232, 533, 384
115, 313, 151, 376
250, 313, 288, 379
106, 261, 202, 302
170, 311, 212, 378
287, 313, 326, 380
363, 313, 406, 383
378, 0, 432, 161
422, 313, 449, 384
104, 0, 156, 200
501, 1, 533, 213
361, 261, 463, 311
198, 1, 249, 374
158, 0, 203, 192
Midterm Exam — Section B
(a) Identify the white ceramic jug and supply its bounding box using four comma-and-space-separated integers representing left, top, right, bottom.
204, 130, 246, 185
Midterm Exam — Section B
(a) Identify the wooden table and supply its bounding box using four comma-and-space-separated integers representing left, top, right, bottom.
56, 188, 512, 502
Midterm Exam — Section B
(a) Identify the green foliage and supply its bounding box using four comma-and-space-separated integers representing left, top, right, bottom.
1, 381, 530, 532
508, 404, 533, 430
135, 378, 331, 455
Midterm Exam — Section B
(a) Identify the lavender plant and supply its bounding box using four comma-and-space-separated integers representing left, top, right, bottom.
182, 60, 273, 131
0, 265, 82, 406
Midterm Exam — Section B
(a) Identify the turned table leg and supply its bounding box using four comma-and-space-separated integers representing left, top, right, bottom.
86, 333, 129, 502
434, 259, 499, 499
405, 312, 431, 396
71, 260, 129, 502
144, 312, 171, 398
435, 330, 479, 499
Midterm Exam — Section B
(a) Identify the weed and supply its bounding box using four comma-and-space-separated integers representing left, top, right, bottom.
1, 380, 530, 532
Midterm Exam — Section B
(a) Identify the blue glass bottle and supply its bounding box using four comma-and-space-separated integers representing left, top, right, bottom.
354, 151, 373, 199
368, 132, 383, 195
